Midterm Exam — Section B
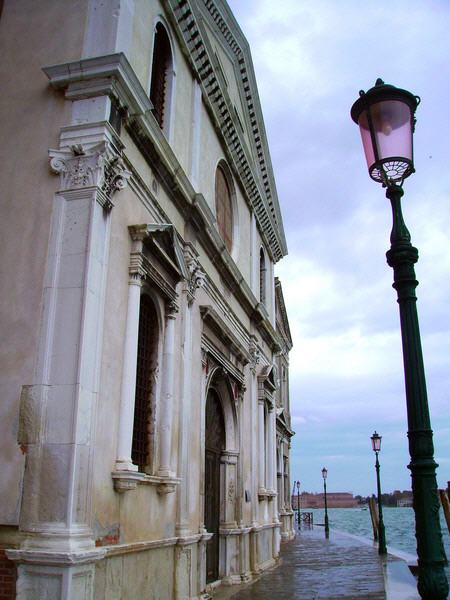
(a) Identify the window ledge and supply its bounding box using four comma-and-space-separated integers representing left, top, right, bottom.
112, 470, 180, 494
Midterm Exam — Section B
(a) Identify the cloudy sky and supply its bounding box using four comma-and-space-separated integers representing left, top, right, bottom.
227, 0, 450, 496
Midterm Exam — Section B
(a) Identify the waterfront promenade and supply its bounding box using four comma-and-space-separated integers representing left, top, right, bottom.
213, 526, 421, 600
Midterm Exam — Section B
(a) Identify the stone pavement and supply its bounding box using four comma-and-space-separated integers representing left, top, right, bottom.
212, 526, 421, 600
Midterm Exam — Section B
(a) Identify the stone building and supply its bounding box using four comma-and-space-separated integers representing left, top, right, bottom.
0, 1, 295, 598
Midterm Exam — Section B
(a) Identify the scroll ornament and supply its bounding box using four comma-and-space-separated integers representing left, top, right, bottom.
49, 142, 131, 208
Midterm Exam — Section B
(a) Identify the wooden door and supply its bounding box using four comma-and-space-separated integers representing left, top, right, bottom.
205, 389, 225, 583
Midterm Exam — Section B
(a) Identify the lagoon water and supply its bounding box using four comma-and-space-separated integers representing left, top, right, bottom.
306, 506, 450, 582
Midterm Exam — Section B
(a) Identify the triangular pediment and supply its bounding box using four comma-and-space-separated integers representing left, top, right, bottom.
144, 224, 189, 281
128, 224, 189, 298
258, 364, 277, 393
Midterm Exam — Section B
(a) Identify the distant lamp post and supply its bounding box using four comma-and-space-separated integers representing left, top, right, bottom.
351, 79, 448, 599
296, 480, 301, 526
370, 431, 387, 555
321, 467, 329, 539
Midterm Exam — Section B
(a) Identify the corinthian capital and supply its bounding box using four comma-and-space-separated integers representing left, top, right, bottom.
49, 142, 131, 208
183, 246, 206, 304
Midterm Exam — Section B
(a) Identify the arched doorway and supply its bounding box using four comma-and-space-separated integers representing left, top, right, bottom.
205, 388, 225, 583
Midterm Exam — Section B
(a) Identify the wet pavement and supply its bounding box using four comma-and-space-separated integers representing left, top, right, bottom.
212, 526, 421, 600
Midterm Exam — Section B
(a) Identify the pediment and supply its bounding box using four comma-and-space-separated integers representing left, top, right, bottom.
258, 364, 277, 393
130, 224, 188, 280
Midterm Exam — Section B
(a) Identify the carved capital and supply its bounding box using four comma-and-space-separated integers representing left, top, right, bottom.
49, 142, 131, 208
129, 253, 146, 285
183, 247, 206, 304
165, 299, 179, 320
249, 338, 261, 374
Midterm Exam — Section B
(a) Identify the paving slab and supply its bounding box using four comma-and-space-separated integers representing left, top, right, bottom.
212, 526, 421, 600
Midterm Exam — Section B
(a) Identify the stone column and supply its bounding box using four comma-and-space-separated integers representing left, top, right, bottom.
248, 340, 260, 532
158, 300, 178, 477
258, 399, 266, 494
267, 405, 275, 494
279, 440, 284, 509
176, 296, 192, 536
115, 249, 145, 472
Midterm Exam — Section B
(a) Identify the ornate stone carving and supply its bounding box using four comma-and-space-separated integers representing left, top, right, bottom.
249, 338, 260, 374
228, 479, 235, 503
49, 142, 131, 208
201, 348, 209, 373
128, 253, 146, 285
183, 246, 206, 304
166, 299, 179, 320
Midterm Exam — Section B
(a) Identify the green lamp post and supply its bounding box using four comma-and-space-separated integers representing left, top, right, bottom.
296, 480, 301, 526
322, 467, 329, 539
351, 79, 448, 599
371, 431, 387, 555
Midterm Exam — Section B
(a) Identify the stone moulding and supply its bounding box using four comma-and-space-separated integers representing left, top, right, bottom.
111, 470, 181, 494
5, 547, 106, 566
219, 527, 252, 536
102, 536, 179, 558
200, 305, 251, 366
258, 489, 277, 502
42, 53, 152, 118
200, 335, 245, 389
250, 522, 280, 533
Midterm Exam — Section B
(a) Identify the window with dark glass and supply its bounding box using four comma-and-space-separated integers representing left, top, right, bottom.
132, 294, 158, 471
150, 23, 172, 129
215, 165, 233, 253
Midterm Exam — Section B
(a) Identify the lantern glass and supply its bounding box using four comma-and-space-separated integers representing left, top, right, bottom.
358, 100, 413, 183
371, 431, 382, 453
321, 467, 327, 480
351, 79, 419, 186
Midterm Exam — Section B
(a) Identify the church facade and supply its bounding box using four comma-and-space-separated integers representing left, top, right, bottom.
0, 1, 295, 598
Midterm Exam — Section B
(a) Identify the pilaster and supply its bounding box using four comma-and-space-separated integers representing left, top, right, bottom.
9, 125, 130, 599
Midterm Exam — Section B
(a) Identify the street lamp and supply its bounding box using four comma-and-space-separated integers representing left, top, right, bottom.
321, 467, 329, 539
351, 79, 448, 599
370, 432, 387, 555
296, 480, 301, 526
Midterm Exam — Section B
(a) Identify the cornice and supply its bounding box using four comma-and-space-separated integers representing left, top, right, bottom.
275, 277, 293, 350
43, 53, 152, 117
165, 0, 287, 262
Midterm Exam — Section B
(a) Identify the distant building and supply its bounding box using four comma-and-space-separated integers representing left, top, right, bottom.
392, 490, 413, 507
293, 492, 359, 509
397, 498, 413, 507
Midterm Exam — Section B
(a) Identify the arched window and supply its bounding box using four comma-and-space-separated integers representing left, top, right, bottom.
215, 164, 234, 253
150, 23, 173, 130
132, 294, 158, 471
259, 247, 267, 304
